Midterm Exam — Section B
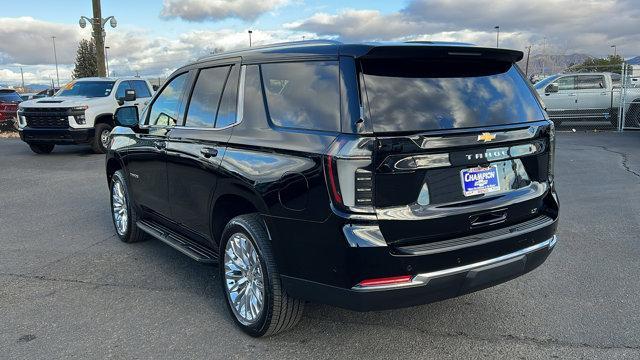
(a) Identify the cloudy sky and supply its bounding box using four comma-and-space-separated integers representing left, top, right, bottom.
1, 0, 638, 85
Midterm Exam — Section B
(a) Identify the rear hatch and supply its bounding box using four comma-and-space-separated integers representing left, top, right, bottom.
358, 50, 555, 247
0, 89, 21, 121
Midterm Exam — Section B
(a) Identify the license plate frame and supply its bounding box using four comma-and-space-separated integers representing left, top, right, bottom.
460, 165, 500, 197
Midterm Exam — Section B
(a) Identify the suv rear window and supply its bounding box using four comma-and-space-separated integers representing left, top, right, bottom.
0, 90, 22, 102
261, 61, 340, 132
361, 59, 545, 133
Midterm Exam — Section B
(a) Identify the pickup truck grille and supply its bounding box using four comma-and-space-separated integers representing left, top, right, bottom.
23, 108, 70, 128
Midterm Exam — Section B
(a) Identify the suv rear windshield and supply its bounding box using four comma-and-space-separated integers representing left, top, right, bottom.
0, 90, 22, 102
57, 81, 115, 97
361, 59, 545, 133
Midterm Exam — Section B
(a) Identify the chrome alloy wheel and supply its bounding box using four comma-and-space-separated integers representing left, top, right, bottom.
111, 180, 128, 236
224, 233, 265, 325
100, 129, 111, 149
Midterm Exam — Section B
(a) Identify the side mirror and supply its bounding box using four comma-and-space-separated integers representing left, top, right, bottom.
546, 83, 559, 94
114, 106, 139, 128
124, 89, 137, 102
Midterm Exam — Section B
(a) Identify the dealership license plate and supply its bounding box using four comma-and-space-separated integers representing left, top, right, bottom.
460, 166, 500, 197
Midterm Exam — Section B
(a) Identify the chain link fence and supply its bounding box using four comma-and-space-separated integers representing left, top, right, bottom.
534, 63, 640, 131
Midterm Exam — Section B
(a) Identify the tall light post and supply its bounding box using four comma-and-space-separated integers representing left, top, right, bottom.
248, 30, 253, 47
79, 0, 117, 77
494, 26, 500, 48
51, 36, 60, 87
525, 45, 532, 77
105, 46, 110, 77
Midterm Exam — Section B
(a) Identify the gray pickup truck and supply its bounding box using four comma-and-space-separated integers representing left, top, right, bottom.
535, 72, 640, 127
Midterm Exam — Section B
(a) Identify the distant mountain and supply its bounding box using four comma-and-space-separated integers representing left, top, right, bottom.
518, 53, 592, 76
627, 56, 640, 65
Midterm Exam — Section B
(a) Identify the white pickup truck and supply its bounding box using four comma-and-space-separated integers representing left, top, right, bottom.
17, 77, 153, 154
534, 72, 640, 127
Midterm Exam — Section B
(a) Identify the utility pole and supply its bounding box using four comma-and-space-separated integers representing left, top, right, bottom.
494, 26, 500, 48
20, 67, 25, 90
92, 0, 106, 77
524, 46, 531, 77
51, 36, 60, 87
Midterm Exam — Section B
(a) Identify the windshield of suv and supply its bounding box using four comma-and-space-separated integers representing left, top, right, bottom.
0, 90, 22, 102
361, 59, 546, 132
56, 81, 115, 97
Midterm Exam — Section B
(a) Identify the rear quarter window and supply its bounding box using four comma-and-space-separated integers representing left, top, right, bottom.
261, 61, 340, 132
361, 59, 546, 133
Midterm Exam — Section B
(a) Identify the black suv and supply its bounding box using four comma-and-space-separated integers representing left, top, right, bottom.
106, 40, 559, 337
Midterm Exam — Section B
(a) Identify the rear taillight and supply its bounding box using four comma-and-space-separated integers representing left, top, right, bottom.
548, 122, 555, 183
324, 135, 375, 213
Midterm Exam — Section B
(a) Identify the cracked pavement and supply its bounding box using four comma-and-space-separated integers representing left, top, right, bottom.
1, 132, 639, 359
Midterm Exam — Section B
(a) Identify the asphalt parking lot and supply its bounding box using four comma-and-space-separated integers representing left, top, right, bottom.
1, 132, 640, 359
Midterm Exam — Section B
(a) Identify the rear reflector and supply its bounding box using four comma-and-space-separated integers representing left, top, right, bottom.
357, 275, 413, 287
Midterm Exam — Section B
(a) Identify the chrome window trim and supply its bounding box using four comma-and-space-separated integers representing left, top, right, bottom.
352, 235, 557, 291
176, 65, 246, 132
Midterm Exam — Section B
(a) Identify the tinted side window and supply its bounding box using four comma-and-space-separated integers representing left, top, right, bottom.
243, 65, 268, 123
115, 81, 131, 99
611, 73, 621, 88
147, 73, 188, 127
577, 75, 605, 90
131, 80, 152, 98
261, 61, 340, 132
184, 66, 230, 128
215, 65, 240, 128
556, 76, 577, 91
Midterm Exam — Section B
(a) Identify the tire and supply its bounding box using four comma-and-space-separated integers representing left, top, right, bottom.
92, 123, 113, 154
29, 143, 54, 154
625, 102, 640, 128
219, 213, 304, 337
110, 170, 147, 243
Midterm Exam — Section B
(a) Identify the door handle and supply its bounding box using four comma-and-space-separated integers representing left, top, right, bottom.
200, 147, 218, 158
154, 141, 166, 150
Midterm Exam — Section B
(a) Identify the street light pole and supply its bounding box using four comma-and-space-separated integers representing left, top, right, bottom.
248, 30, 253, 47
494, 26, 500, 48
525, 45, 532, 77
92, 0, 106, 77
51, 36, 60, 87
105, 46, 110, 77
79, 0, 117, 77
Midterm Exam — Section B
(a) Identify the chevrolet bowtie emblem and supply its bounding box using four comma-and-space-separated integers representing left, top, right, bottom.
477, 132, 496, 142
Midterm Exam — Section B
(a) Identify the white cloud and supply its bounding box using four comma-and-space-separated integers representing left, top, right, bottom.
0, 17, 82, 65
289, 0, 640, 56
160, 0, 290, 21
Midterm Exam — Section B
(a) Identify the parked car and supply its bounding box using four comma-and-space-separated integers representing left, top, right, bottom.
20, 88, 59, 101
0, 88, 22, 128
107, 40, 559, 337
16, 77, 152, 154
535, 72, 640, 127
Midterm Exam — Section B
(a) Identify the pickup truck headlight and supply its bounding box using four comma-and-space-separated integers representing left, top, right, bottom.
70, 106, 88, 124
74, 114, 86, 124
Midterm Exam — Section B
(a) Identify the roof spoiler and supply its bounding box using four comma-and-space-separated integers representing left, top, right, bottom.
358, 46, 523, 63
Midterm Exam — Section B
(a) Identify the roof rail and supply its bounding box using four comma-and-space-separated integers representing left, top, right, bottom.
197, 39, 342, 61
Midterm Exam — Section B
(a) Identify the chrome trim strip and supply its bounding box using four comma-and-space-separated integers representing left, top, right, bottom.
408, 126, 539, 150
352, 235, 556, 291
